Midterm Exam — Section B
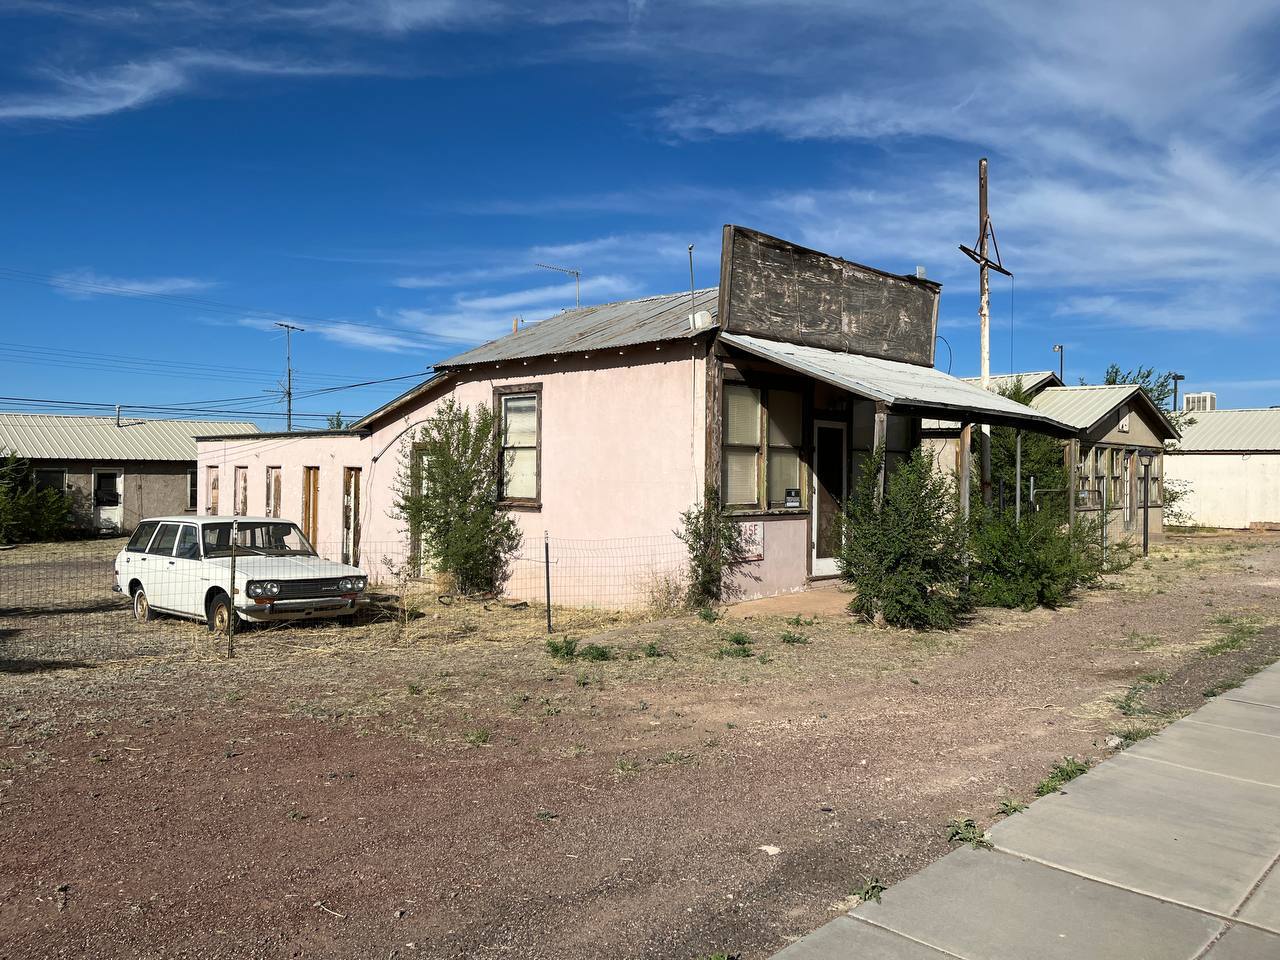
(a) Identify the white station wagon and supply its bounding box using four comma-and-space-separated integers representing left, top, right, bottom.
114, 516, 370, 632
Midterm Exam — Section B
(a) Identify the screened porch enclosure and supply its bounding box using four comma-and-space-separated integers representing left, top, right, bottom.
714, 334, 1073, 587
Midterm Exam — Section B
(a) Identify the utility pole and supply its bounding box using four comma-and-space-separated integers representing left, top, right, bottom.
978, 159, 992, 508
274, 321, 305, 431
958, 158, 1012, 512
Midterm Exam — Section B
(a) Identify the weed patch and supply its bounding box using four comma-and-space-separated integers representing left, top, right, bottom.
780, 631, 809, 645
464, 728, 491, 746
1035, 757, 1089, 796
854, 877, 887, 903
997, 797, 1027, 816
717, 631, 755, 659
546, 636, 578, 661
945, 817, 992, 849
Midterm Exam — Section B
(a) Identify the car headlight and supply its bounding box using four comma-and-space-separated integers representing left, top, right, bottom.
353, 577, 367, 592
338, 578, 353, 592
247, 582, 264, 598
265, 581, 280, 597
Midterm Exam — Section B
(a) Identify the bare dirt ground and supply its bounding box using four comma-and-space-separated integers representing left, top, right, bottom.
3, 532, 1280, 960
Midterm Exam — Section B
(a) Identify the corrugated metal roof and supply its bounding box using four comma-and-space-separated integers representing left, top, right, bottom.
720, 334, 1074, 434
436, 288, 719, 368
1029, 385, 1145, 431
0, 414, 259, 461
1173, 408, 1280, 452
962, 370, 1062, 394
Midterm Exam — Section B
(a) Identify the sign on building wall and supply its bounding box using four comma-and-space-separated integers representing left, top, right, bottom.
738, 520, 764, 561
718, 225, 940, 366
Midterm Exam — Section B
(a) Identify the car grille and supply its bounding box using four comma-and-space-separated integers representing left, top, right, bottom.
271, 578, 347, 600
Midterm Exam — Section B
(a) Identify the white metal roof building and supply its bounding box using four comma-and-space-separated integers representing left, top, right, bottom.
1166, 408, 1280, 529
0, 414, 259, 461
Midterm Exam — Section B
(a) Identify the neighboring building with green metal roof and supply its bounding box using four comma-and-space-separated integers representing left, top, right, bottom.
0, 413, 259, 533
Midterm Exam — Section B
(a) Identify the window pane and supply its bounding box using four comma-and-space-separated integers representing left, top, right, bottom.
885, 414, 911, 451
503, 395, 538, 446
767, 390, 803, 447
34, 469, 65, 492
175, 525, 200, 559
724, 385, 761, 446
148, 523, 179, 556
767, 448, 801, 506
723, 448, 758, 505
126, 521, 158, 553
503, 447, 537, 499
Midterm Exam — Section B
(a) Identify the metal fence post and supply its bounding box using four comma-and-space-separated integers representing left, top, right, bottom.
544, 530, 553, 634
228, 520, 237, 658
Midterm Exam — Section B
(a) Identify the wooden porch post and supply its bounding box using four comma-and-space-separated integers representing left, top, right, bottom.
958, 423, 971, 520
1066, 437, 1079, 525
872, 401, 888, 507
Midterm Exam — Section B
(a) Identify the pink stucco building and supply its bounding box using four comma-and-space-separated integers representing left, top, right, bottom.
196, 226, 1068, 607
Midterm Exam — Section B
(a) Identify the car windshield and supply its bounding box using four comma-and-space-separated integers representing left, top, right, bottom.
202, 521, 317, 558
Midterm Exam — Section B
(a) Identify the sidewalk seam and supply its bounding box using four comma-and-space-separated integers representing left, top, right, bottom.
989, 843, 1279, 937
1183, 718, 1280, 741
1231, 846, 1280, 919
1222, 695, 1280, 712
1124, 752, 1280, 790
847, 913, 971, 959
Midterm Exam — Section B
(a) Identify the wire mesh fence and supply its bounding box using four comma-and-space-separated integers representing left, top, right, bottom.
0, 521, 689, 668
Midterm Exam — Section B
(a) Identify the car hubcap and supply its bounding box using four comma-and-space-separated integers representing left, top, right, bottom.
135, 593, 148, 620
214, 606, 228, 632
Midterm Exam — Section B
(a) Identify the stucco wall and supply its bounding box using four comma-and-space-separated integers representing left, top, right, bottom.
1165, 452, 1280, 529
197, 347, 709, 603
31, 458, 195, 533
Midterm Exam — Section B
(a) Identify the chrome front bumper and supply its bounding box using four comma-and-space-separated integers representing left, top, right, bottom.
237, 596, 370, 621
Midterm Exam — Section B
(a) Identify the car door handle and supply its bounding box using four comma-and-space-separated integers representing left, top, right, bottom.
168, 560, 175, 566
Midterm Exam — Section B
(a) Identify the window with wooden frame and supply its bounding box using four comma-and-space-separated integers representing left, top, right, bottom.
206, 465, 219, 514
185, 468, 197, 511
721, 382, 806, 511
495, 383, 541, 506
265, 466, 282, 518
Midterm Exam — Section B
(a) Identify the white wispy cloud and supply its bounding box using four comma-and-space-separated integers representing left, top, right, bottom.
52, 269, 217, 299
0, 50, 367, 121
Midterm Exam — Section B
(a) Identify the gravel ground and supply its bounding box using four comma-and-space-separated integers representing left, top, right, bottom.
2, 531, 1279, 959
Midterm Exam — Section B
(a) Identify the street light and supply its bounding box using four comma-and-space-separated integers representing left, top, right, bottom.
1171, 373, 1185, 412
1052, 344, 1064, 381
1138, 451, 1153, 556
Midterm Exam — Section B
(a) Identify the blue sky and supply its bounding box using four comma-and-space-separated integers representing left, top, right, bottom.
1, 0, 1277, 427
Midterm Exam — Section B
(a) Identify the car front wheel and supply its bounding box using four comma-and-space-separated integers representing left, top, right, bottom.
206, 593, 235, 634
133, 586, 155, 623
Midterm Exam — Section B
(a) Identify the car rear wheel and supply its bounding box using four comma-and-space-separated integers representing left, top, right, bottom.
206, 593, 235, 634
133, 586, 155, 623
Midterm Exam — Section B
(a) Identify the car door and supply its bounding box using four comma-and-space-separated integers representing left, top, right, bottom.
169, 523, 204, 616
143, 522, 181, 610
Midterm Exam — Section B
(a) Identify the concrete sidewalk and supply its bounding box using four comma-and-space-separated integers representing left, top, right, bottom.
774, 664, 1280, 959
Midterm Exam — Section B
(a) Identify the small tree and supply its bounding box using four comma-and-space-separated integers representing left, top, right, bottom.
392, 399, 521, 596
837, 447, 970, 629
677, 484, 750, 607
969, 507, 1104, 610
326, 412, 350, 430
0, 452, 72, 545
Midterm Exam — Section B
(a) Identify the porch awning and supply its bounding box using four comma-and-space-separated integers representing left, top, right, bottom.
720, 333, 1075, 436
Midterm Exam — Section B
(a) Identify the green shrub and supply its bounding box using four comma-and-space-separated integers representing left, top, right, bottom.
969, 508, 1104, 610
393, 399, 521, 596
837, 447, 970, 629
546, 636, 578, 661
578, 643, 614, 662
0, 453, 73, 545
677, 485, 750, 607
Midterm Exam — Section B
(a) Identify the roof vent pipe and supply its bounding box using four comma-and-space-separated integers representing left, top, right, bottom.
916, 265, 927, 279
115, 404, 121, 427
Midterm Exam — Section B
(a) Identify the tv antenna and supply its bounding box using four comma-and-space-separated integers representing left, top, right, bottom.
535, 262, 581, 308
273, 321, 305, 431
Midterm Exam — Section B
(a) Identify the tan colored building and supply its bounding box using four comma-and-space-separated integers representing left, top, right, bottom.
1165, 408, 1280, 529
0, 413, 259, 533
923, 374, 1179, 543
